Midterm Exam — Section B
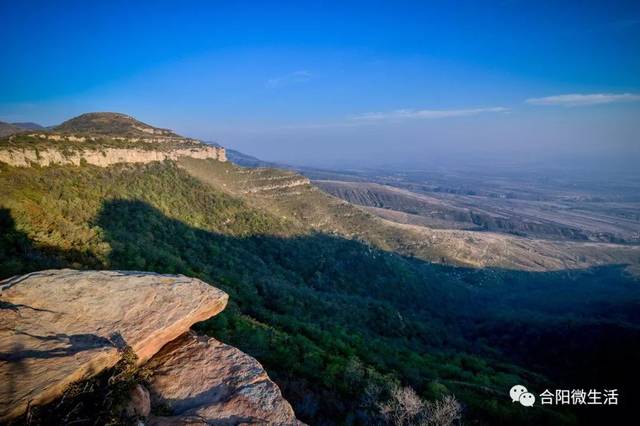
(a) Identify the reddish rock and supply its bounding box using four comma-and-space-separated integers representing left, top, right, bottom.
0, 269, 228, 421
147, 332, 303, 426
126, 384, 151, 418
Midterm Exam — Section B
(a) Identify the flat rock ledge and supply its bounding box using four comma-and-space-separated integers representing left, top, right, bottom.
0, 269, 228, 421
0, 269, 301, 425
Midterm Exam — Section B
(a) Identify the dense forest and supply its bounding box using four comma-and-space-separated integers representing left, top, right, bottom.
1, 160, 639, 425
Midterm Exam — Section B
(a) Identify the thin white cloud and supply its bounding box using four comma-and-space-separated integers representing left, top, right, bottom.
526, 93, 640, 107
266, 70, 311, 89
268, 106, 508, 131
350, 107, 508, 122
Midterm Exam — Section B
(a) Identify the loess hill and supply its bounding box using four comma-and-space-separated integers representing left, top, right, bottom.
1, 113, 640, 425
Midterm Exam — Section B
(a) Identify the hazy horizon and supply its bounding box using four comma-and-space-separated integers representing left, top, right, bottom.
2, 1, 639, 172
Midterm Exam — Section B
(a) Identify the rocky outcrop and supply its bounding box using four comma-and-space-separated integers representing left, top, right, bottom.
0, 269, 301, 424
0, 112, 230, 168
126, 384, 152, 418
21, 132, 203, 145
0, 144, 226, 168
147, 332, 302, 425
0, 269, 227, 421
178, 158, 309, 198
240, 177, 310, 194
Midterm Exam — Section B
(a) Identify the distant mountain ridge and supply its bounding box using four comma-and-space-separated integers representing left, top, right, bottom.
0, 121, 26, 137
11, 122, 46, 130
54, 112, 180, 137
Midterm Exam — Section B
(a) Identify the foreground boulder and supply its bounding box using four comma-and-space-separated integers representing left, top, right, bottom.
147, 332, 302, 425
0, 269, 228, 421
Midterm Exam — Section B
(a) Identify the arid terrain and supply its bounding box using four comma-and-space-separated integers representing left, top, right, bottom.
308, 165, 640, 244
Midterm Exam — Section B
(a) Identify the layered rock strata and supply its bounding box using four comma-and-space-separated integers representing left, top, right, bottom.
0, 144, 226, 167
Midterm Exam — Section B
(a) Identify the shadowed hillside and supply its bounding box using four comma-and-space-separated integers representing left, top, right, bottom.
2, 158, 639, 424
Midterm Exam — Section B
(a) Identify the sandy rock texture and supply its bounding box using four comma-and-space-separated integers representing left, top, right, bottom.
126, 384, 152, 418
147, 332, 303, 426
0, 269, 228, 421
0, 145, 226, 168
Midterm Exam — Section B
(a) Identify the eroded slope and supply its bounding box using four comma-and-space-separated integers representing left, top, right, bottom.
179, 158, 640, 272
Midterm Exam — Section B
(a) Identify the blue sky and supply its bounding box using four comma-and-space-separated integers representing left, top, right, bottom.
1, 0, 639, 168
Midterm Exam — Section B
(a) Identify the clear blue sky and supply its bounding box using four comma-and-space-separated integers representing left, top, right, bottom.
1, 0, 639, 169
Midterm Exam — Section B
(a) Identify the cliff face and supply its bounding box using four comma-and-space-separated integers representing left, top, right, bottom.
0, 269, 300, 424
0, 113, 229, 168
0, 145, 226, 167
0, 133, 226, 167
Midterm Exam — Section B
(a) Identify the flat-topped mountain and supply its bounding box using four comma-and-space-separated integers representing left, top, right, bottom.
0, 112, 227, 167
54, 112, 179, 137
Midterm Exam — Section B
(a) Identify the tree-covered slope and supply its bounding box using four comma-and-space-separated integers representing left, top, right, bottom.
179, 158, 640, 273
1, 160, 639, 425
54, 112, 178, 137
